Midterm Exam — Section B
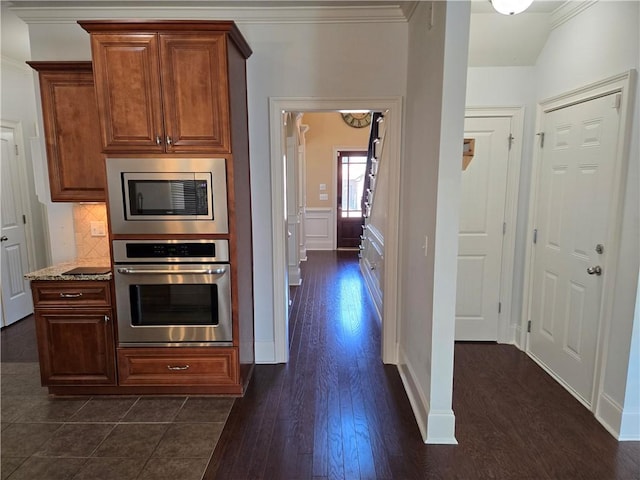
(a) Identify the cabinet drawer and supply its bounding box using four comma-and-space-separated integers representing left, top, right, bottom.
117, 347, 238, 386
32, 281, 111, 307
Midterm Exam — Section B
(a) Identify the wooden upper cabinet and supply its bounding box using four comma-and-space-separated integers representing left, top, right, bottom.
89, 33, 165, 153
160, 34, 230, 153
28, 62, 105, 202
79, 21, 252, 155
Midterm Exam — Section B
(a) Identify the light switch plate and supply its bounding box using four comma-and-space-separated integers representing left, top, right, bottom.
319, 193, 328, 201
90, 221, 106, 237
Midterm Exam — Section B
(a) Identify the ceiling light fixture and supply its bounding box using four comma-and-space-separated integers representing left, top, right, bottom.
490, 0, 534, 15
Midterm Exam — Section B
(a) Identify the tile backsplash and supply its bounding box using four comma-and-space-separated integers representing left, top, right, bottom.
73, 204, 110, 261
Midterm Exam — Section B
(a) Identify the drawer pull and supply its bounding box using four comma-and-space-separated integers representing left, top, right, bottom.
59, 292, 83, 298
167, 365, 190, 371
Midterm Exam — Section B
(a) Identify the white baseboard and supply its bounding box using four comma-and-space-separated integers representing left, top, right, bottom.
397, 350, 429, 443
596, 391, 624, 439
499, 323, 518, 346
514, 325, 524, 350
426, 410, 457, 445
288, 265, 302, 285
619, 409, 640, 441
397, 346, 457, 444
255, 341, 277, 364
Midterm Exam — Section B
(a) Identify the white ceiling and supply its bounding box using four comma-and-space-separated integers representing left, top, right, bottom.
2, 0, 568, 67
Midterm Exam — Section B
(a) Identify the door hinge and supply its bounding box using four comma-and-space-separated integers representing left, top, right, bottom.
536, 132, 545, 148
503, 222, 507, 235
14, 144, 19, 156
508, 134, 514, 150
533, 228, 538, 244
527, 320, 532, 333
22, 215, 26, 224
498, 302, 502, 314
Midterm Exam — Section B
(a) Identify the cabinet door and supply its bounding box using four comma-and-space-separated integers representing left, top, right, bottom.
160, 34, 231, 153
90, 33, 164, 153
35, 308, 116, 385
34, 64, 105, 201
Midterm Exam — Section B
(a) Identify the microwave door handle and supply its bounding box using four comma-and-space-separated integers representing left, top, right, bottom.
116, 267, 227, 275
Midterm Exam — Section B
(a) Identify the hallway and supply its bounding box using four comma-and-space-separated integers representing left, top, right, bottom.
204, 250, 639, 479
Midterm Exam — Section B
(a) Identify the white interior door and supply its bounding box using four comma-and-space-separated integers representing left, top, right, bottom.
455, 116, 511, 341
1, 125, 34, 326
528, 93, 620, 405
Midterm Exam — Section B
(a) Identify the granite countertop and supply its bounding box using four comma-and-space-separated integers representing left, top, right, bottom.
25, 259, 112, 281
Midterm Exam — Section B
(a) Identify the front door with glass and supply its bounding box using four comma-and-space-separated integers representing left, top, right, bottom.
337, 151, 367, 248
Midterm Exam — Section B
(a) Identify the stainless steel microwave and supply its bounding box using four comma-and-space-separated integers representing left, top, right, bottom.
106, 157, 228, 235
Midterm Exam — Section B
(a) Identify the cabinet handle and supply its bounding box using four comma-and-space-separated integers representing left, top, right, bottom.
59, 292, 83, 298
166, 136, 173, 146
103, 315, 109, 323
156, 135, 162, 145
167, 365, 189, 371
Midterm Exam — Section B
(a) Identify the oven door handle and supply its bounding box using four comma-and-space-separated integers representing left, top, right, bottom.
116, 267, 227, 275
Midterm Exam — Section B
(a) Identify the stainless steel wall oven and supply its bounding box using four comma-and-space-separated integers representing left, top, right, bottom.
113, 239, 232, 346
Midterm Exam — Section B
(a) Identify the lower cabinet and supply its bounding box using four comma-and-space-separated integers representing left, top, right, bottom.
31, 280, 248, 394
36, 308, 116, 385
32, 280, 117, 386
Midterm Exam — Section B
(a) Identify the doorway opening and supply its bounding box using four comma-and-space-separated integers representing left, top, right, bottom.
1, 120, 36, 327
269, 97, 402, 364
455, 108, 524, 344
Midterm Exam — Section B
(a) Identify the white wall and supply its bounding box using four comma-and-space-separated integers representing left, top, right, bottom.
399, 1, 470, 444
19, 12, 408, 363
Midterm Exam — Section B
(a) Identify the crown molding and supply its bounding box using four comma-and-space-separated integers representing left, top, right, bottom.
550, 0, 598, 30
400, 1, 418, 21
10, 2, 412, 25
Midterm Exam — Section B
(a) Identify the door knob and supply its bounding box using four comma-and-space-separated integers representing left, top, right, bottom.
587, 265, 602, 276
0, 236, 8, 242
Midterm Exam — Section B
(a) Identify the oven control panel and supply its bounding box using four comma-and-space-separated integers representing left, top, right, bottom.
113, 239, 229, 263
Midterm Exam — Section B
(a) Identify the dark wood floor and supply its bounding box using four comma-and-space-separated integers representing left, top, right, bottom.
1, 312, 39, 363
204, 250, 639, 480
3, 252, 638, 479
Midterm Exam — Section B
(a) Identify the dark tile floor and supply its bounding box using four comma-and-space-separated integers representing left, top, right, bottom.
0, 361, 233, 480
